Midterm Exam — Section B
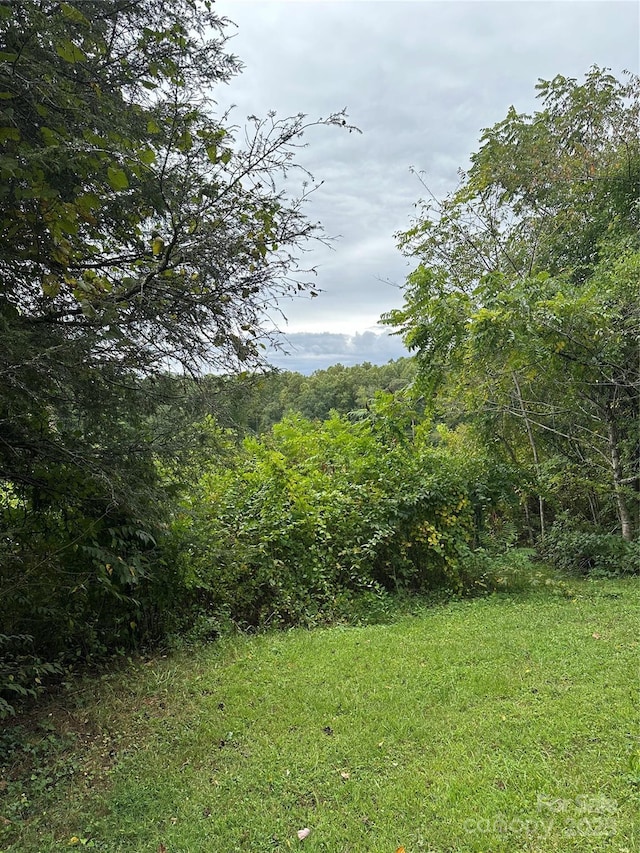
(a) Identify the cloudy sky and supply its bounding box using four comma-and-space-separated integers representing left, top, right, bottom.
213, 0, 638, 373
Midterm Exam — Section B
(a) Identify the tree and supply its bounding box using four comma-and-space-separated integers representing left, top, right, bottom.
1, 0, 354, 373
0, 0, 355, 689
384, 68, 639, 541
180, 358, 418, 435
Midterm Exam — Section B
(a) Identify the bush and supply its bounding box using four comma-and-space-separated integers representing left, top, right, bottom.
330, 586, 394, 626
461, 547, 539, 595
169, 406, 507, 628
538, 516, 639, 577
0, 635, 62, 719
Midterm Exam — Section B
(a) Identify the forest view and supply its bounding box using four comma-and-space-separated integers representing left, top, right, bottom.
1, 0, 638, 721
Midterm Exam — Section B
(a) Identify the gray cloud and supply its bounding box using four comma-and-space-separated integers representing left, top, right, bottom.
266, 329, 409, 374
215, 0, 639, 344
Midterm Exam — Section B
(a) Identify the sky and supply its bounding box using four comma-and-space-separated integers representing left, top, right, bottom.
213, 0, 639, 373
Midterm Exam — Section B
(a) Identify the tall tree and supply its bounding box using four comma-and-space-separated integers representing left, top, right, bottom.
384, 68, 639, 540
0, 0, 354, 673
1, 0, 353, 375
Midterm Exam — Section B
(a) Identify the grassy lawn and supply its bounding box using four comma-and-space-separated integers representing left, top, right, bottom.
1, 578, 638, 852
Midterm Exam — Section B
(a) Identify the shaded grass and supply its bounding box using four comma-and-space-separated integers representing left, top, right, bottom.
1, 578, 638, 852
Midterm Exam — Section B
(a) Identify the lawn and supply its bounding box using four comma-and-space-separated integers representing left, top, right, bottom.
1, 578, 638, 852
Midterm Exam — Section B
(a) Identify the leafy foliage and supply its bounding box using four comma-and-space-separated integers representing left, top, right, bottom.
1, 1, 354, 369
0, 0, 354, 711
170, 398, 512, 629
0, 635, 61, 720
181, 358, 418, 435
3, 35, 634, 723
384, 67, 640, 542
538, 515, 640, 577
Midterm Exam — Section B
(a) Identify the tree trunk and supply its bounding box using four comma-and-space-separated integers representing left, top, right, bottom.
512, 373, 546, 539
522, 498, 534, 546
606, 414, 634, 541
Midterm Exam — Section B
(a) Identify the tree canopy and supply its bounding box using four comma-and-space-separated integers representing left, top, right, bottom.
1, 0, 355, 372
0, 0, 354, 686
384, 68, 639, 541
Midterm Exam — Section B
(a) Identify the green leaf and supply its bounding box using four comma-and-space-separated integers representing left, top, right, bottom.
139, 148, 156, 165
177, 130, 193, 151
0, 127, 20, 142
82, 129, 107, 146
206, 145, 217, 163
40, 127, 57, 147
146, 119, 161, 134
60, 2, 89, 24
42, 274, 61, 298
76, 192, 99, 213
55, 40, 86, 64
107, 166, 129, 190
52, 241, 71, 266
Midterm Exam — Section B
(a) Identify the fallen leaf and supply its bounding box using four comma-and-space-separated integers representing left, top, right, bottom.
158, 845, 167, 853
340, 771, 350, 780
592, 632, 601, 639
323, 726, 333, 736
396, 847, 406, 853
297, 827, 311, 840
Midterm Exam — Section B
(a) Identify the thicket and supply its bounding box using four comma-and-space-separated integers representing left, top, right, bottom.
166, 397, 518, 635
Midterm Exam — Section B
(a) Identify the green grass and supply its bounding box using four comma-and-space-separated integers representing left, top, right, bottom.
1, 578, 638, 852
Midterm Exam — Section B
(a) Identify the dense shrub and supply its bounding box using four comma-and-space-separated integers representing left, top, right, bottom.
169, 403, 508, 628
539, 515, 639, 576
0, 635, 61, 720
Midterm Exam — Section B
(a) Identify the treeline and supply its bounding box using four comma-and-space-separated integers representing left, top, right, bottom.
192, 357, 417, 434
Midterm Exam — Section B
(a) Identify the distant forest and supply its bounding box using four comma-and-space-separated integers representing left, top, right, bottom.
196, 358, 418, 433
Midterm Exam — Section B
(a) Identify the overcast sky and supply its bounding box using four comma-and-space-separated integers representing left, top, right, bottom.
213, 0, 639, 373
